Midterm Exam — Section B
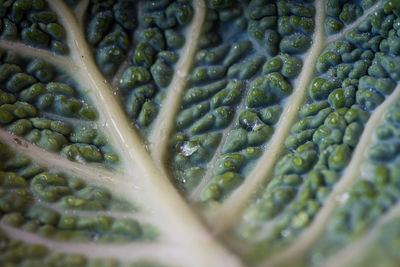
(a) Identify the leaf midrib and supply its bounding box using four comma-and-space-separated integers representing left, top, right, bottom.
0, 1, 394, 266
46, 1, 243, 266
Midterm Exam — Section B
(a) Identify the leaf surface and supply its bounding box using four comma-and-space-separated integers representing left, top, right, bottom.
0, 1, 399, 267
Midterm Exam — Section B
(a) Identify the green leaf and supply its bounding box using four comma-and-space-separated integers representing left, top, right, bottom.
0, 1, 400, 266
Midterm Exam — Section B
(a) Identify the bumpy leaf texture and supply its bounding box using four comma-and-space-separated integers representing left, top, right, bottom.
0, 0, 400, 266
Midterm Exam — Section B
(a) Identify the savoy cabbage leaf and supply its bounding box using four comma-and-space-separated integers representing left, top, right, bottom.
0, 0, 400, 266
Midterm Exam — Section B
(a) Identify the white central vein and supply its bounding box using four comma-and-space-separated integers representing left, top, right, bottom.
262, 84, 400, 267
42, 1, 242, 266
208, 0, 326, 235
148, 0, 206, 172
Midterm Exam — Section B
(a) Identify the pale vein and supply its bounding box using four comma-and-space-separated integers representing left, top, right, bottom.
208, 0, 326, 235
0, 39, 74, 70
0, 223, 190, 265
148, 0, 206, 171
37, 201, 153, 225
261, 84, 400, 267
0, 128, 136, 193
75, 0, 90, 27
327, 0, 383, 44
111, 1, 143, 90
189, 82, 249, 203
45, 1, 242, 265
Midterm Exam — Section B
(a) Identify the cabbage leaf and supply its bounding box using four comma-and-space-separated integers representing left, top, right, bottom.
0, 0, 400, 266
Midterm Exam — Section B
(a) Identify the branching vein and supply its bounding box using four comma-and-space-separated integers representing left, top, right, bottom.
189, 81, 249, 202
111, 1, 142, 90
0, 128, 137, 193
0, 0, 392, 266
44, 1, 243, 266
208, 0, 327, 235
327, 0, 383, 44
261, 84, 400, 267
0, 39, 75, 70
0, 223, 191, 265
148, 0, 206, 172
37, 201, 153, 225
75, 0, 90, 27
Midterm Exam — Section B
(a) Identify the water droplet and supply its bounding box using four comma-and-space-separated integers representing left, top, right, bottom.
281, 229, 292, 238
336, 192, 349, 204
179, 142, 200, 157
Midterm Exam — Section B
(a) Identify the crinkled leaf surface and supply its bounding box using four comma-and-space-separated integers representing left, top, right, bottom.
0, 0, 400, 266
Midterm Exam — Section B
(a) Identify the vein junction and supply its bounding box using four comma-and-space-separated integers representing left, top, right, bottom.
0, 0, 243, 265
0, 0, 395, 266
